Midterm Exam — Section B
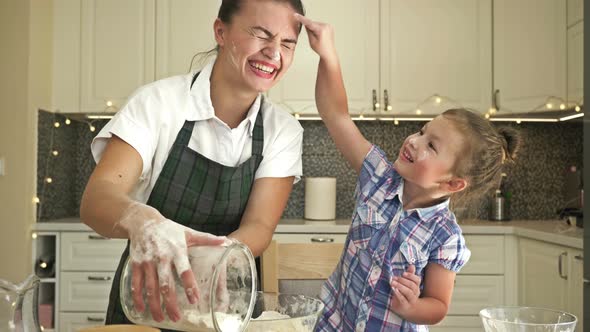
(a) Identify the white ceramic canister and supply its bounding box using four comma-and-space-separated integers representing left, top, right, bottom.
304, 177, 337, 221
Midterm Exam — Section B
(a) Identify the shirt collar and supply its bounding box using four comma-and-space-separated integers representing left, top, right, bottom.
390, 178, 450, 220
188, 57, 263, 136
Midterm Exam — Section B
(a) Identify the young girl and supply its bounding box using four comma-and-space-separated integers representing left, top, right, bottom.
295, 15, 521, 331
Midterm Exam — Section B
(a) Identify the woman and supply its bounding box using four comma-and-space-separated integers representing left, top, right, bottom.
80, 0, 305, 326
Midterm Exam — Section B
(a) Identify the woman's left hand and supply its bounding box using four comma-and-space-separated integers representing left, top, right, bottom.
391, 265, 422, 317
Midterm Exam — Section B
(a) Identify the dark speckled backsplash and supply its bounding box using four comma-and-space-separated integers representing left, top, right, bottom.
37, 110, 582, 222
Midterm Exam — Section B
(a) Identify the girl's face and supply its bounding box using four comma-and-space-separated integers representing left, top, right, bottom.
394, 115, 466, 190
215, 0, 300, 93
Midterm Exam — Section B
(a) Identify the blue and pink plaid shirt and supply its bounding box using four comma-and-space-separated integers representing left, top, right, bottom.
315, 145, 471, 332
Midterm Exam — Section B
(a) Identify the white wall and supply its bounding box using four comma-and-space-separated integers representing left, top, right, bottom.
0, 0, 52, 283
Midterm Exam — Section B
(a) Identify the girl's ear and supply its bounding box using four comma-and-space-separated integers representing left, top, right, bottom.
214, 18, 226, 47
441, 177, 467, 194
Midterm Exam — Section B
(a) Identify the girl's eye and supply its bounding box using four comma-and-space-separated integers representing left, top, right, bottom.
429, 142, 436, 151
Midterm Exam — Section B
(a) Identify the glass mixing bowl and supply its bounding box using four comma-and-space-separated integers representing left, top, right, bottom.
246, 292, 324, 332
480, 306, 577, 332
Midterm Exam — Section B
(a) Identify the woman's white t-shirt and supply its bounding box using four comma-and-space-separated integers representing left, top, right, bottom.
91, 59, 304, 204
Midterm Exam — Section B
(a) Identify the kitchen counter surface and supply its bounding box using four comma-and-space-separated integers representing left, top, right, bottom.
34, 217, 583, 249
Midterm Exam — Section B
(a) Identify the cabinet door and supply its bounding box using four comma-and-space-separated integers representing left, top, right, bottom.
80, 0, 156, 113
381, 0, 492, 115
518, 238, 568, 311
60, 233, 127, 271
155, 0, 220, 79
60, 272, 115, 312
59, 312, 106, 332
567, 0, 584, 27
267, 0, 380, 115
493, 0, 566, 113
448, 275, 504, 315
429, 316, 483, 332
567, 22, 583, 107
568, 249, 583, 332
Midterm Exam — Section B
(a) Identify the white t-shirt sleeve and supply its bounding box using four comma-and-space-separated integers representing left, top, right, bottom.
90, 87, 161, 178
255, 114, 303, 183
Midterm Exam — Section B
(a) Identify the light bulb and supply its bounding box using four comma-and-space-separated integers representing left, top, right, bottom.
294, 113, 300, 119
40, 262, 47, 269
435, 96, 442, 104
359, 114, 365, 119
32, 233, 38, 239
575, 105, 581, 112
65, 118, 71, 125
106, 101, 113, 107
394, 120, 399, 125
52, 150, 59, 156
516, 120, 522, 124
546, 103, 553, 109
386, 105, 392, 111
416, 109, 422, 115
90, 125, 96, 132
374, 103, 380, 108
54, 122, 60, 128
32, 197, 40, 204
559, 104, 566, 110
45, 177, 53, 184
489, 107, 497, 114
485, 113, 490, 119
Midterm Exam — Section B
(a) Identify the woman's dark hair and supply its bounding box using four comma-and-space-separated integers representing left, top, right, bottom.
442, 108, 522, 208
189, 0, 305, 72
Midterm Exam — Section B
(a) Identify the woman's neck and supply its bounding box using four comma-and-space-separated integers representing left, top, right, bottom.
401, 180, 449, 210
210, 59, 259, 129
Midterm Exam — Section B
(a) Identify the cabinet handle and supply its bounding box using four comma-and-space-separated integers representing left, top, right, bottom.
87, 316, 104, 322
492, 89, 500, 111
584, 278, 590, 285
558, 252, 568, 280
383, 89, 392, 111
574, 255, 583, 261
88, 234, 107, 240
372, 89, 380, 111
88, 276, 112, 281
311, 237, 334, 243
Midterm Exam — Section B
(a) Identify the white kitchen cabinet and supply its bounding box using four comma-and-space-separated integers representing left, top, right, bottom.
567, 0, 584, 27
380, 0, 492, 115
58, 312, 106, 332
568, 249, 583, 332
155, 0, 219, 79
493, 0, 566, 113
267, 0, 380, 115
567, 22, 584, 107
519, 238, 583, 331
79, 0, 155, 113
52, 0, 156, 113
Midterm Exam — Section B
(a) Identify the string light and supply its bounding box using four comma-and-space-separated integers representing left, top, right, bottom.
575, 105, 581, 112
52, 150, 59, 156
394, 120, 399, 125
45, 177, 53, 184
32, 197, 40, 204
485, 113, 490, 119
65, 118, 71, 125
416, 109, 422, 115
90, 125, 96, 132
559, 104, 566, 110
106, 101, 113, 107
31, 232, 38, 239
435, 96, 442, 104
53, 122, 60, 128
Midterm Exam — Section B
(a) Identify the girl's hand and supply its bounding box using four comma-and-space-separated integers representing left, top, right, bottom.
294, 13, 338, 64
391, 265, 422, 317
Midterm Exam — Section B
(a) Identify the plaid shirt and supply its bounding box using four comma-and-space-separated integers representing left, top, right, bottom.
315, 145, 471, 332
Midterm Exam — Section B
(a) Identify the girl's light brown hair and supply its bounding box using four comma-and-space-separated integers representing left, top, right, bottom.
442, 108, 522, 208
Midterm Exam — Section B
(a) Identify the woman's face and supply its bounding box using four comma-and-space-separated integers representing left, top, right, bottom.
393, 115, 466, 190
215, 0, 300, 93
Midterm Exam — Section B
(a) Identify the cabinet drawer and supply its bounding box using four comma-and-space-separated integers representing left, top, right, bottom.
448, 275, 504, 315
59, 312, 106, 332
429, 315, 483, 332
61, 232, 127, 271
60, 272, 115, 312
460, 235, 504, 275
272, 233, 347, 243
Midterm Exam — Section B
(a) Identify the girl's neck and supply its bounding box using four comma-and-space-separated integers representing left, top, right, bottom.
210, 59, 259, 129
401, 180, 449, 210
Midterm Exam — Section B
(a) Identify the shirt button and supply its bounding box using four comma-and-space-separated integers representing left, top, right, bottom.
380, 245, 386, 251
371, 268, 381, 279
356, 321, 366, 331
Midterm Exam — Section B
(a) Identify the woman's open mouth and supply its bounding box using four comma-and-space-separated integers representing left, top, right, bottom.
249, 60, 278, 79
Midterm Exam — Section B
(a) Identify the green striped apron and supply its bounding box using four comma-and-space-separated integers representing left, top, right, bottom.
105, 73, 264, 329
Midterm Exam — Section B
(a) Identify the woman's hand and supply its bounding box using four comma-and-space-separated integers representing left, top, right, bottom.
294, 13, 338, 64
391, 265, 422, 318
119, 203, 226, 322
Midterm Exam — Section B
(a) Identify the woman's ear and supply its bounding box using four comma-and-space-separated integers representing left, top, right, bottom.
213, 18, 226, 47
442, 177, 467, 194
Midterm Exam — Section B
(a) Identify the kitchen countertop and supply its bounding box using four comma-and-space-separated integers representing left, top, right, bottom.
33, 217, 583, 250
